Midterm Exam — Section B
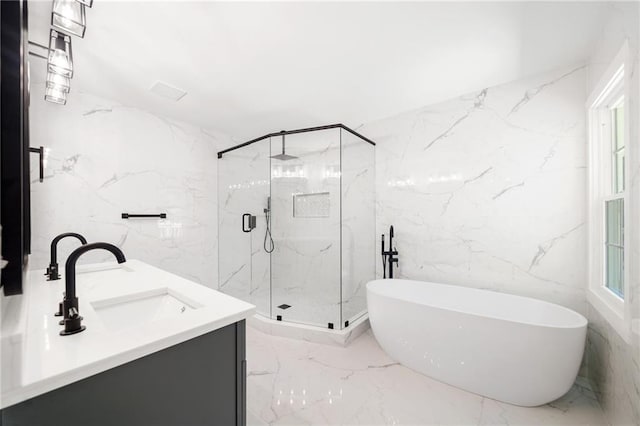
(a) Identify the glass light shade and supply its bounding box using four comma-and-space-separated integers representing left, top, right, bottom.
48, 30, 73, 78
45, 86, 67, 105
51, 0, 86, 38
76, 0, 93, 7
46, 72, 70, 93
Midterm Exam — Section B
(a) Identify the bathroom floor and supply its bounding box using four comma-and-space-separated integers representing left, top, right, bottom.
246, 327, 607, 426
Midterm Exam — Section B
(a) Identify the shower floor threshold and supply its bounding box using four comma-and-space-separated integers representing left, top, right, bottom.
247, 313, 369, 347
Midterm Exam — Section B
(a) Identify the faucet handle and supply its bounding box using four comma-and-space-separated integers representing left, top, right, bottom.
60, 310, 86, 336
46, 264, 60, 281
60, 297, 86, 335
54, 301, 63, 317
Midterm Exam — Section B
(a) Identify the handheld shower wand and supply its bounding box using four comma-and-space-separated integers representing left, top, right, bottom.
264, 196, 275, 253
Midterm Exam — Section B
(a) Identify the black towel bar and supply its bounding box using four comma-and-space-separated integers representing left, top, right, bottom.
121, 213, 167, 219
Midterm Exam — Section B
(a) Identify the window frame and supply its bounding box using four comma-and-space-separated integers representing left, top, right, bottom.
587, 41, 632, 343
610, 97, 625, 194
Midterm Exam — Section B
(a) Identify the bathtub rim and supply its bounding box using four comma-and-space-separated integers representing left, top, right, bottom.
367, 279, 587, 330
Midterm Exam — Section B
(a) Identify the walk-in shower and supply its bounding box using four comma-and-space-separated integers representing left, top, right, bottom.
218, 124, 375, 331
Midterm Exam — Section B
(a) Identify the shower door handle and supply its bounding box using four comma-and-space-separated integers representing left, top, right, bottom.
242, 214, 256, 233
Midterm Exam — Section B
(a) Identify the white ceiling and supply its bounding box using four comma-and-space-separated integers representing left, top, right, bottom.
29, 1, 607, 141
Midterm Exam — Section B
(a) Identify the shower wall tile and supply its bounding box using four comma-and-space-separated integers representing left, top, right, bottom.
28, 84, 226, 289
360, 65, 588, 315
293, 192, 331, 218
269, 130, 342, 327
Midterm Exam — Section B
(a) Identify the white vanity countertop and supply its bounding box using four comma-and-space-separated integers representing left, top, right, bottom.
0, 260, 255, 409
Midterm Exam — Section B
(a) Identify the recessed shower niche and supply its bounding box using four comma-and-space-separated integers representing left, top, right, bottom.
217, 125, 375, 330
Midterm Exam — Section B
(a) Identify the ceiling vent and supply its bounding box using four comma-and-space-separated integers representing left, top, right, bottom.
150, 81, 187, 102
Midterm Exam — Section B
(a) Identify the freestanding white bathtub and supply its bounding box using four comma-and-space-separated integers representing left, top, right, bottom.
367, 279, 587, 407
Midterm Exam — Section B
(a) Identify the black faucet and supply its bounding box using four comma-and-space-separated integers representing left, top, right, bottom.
381, 225, 399, 279
60, 242, 126, 336
46, 232, 88, 281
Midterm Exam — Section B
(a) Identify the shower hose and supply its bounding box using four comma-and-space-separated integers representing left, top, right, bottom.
264, 209, 275, 253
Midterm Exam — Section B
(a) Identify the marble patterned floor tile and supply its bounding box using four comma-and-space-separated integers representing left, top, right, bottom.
246, 327, 607, 426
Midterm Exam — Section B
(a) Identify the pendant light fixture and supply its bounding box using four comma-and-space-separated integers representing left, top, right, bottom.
43, 0, 93, 105
45, 86, 67, 105
48, 30, 73, 78
51, 0, 86, 38
46, 72, 70, 93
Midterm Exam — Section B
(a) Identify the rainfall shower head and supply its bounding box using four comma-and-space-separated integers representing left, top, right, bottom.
270, 153, 298, 161
270, 133, 298, 161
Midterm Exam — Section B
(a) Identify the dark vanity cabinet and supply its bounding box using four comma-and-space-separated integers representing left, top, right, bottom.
1, 321, 247, 426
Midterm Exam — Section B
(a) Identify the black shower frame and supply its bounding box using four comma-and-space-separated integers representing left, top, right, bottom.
216, 123, 375, 159
217, 122, 376, 330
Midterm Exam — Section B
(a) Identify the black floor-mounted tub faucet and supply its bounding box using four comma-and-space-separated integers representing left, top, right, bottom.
382, 225, 399, 278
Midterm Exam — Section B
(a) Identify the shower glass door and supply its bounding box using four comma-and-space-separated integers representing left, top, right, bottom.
341, 129, 375, 325
269, 129, 342, 328
218, 140, 271, 317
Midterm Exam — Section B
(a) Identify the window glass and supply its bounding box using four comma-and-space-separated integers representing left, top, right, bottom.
612, 104, 625, 193
605, 198, 624, 297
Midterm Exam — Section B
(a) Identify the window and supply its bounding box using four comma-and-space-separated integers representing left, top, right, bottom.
587, 42, 631, 342
605, 99, 625, 298
612, 103, 625, 193
604, 196, 623, 297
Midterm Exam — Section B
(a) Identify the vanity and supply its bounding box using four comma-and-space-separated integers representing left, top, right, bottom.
0, 260, 255, 426
0, 2, 258, 423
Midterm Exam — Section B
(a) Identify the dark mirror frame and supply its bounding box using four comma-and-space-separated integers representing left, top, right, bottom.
1, 0, 31, 296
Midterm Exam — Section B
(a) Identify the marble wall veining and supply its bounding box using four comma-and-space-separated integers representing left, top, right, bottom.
28, 84, 228, 289
360, 65, 589, 315
586, 305, 640, 426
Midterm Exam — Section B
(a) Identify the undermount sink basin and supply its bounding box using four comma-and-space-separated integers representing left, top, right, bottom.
91, 288, 201, 331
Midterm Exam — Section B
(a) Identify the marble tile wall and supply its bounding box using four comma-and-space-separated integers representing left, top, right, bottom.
360, 64, 589, 315
28, 84, 227, 289
586, 305, 640, 425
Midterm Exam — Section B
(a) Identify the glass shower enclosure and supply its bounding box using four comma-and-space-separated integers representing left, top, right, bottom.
218, 125, 375, 330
